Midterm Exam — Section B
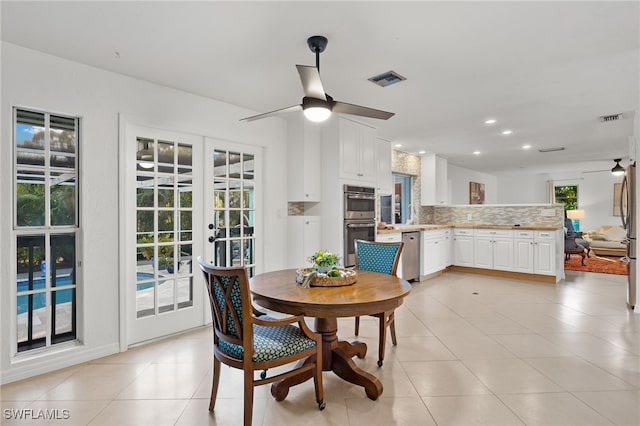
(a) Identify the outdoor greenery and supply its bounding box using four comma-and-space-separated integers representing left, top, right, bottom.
555, 185, 578, 210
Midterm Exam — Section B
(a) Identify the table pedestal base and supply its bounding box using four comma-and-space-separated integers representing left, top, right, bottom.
270, 317, 383, 401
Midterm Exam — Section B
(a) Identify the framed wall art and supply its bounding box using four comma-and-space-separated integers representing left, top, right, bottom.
469, 181, 485, 205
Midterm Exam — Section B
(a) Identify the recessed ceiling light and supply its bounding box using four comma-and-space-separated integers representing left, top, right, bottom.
394, 143, 402, 148
418, 150, 426, 154
522, 144, 531, 149
501, 129, 513, 135
473, 151, 481, 155
484, 118, 497, 125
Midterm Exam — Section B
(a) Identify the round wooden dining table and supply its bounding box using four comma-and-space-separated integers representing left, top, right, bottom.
250, 268, 411, 401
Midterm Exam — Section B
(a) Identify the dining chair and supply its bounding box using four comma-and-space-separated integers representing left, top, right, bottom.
353, 239, 404, 366
197, 257, 325, 426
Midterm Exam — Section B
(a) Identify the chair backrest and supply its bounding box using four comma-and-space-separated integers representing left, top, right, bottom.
354, 239, 404, 275
197, 257, 252, 349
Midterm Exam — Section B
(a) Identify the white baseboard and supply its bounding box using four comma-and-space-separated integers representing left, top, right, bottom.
1, 342, 120, 385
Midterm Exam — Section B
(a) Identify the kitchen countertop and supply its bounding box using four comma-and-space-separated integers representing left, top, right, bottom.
377, 223, 561, 234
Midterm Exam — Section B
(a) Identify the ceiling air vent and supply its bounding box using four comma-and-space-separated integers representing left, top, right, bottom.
599, 113, 623, 122
368, 70, 406, 87
538, 147, 566, 153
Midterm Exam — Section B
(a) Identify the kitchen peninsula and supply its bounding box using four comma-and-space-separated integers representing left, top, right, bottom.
377, 204, 565, 283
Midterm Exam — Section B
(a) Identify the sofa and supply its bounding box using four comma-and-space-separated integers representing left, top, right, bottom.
584, 225, 627, 257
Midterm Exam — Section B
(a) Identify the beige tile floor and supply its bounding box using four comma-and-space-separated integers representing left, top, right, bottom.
2, 270, 640, 425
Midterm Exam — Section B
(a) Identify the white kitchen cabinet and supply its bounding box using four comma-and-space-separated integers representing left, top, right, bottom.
534, 230, 556, 276
286, 216, 321, 269
453, 228, 474, 267
474, 229, 513, 271
422, 229, 450, 275
512, 230, 555, 276
376, 138, 393, 195
443, 229, 452, 267
421, 153, 448, 205
338, 117, 376, 183
286, 117, 321, 202
376, 232, 403, 277
513, 230, 535, 274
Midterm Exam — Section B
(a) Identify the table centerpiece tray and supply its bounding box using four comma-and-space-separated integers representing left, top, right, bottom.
295, 267, 357, 287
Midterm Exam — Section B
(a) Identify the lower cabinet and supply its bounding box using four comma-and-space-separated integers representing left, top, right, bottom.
286, 216, 321, 269
453, 228, 474, 267
422, 229, 451, 275
474, 229, 513, 271
513, 231, 535, 273
512, 230, 555, 276
533, 230, 556, 275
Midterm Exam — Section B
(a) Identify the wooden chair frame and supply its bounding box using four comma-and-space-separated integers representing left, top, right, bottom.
353, 239, 404, 366
198, 257, 324, 426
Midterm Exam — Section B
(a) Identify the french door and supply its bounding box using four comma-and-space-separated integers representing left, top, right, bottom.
123, 123, 204, 345
203, 138, 262, 276
122, 124, 262, 346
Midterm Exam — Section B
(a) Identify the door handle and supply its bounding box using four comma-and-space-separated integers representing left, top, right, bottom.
208, 236, 215, 243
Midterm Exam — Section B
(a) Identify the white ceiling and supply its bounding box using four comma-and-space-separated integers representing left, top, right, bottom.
2, 1, 638, 174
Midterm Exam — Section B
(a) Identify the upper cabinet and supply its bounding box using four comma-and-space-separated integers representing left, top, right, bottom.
336, 117, 377, 184
376, 138, 393, 195
287, 117, 322, 202
421, 153, 448, 205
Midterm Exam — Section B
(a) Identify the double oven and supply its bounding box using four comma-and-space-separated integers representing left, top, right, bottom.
343, 185, 376, 267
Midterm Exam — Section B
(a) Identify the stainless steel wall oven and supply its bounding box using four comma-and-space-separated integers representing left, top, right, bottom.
343, 185, 376, 267
344, 185, 376, 219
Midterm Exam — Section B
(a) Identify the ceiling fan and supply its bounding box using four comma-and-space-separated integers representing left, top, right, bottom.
240, 35, 395, 123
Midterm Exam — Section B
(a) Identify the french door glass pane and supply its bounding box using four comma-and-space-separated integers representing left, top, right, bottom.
211, 148, 256, 275
135, 137, 193, 319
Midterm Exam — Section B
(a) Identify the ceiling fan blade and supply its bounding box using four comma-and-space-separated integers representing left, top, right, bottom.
332, 101, 395, 120
296, 65, 326, 100
240, 105, 302, 122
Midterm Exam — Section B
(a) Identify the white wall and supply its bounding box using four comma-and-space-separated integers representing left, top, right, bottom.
497, 170, 624, 231
496, 173, 550, 204
547, 172, 623, 232
447, 163, 498, 204
1, 43, 288, 383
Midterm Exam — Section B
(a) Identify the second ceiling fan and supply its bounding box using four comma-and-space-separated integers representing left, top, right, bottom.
241, 35, 395, 122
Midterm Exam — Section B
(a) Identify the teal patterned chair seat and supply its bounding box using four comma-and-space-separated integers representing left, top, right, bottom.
218, 319, 317, 362
354, 239, 404, 367
197, 258, 324, 426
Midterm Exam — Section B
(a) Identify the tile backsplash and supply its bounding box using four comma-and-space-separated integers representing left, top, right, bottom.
421, 205, 564, 227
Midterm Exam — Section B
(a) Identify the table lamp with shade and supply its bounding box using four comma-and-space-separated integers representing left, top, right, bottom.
567, 209, 586, 231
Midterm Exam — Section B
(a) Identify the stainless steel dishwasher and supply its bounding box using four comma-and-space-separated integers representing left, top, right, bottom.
401, 232, 420, 281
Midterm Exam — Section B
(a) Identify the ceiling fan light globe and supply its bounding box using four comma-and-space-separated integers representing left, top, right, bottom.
303, 106, 331, 122
611, 159, 625, 176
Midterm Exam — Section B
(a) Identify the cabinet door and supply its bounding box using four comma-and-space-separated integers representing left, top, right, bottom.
453, 236, 474, 266
435, 156, 448, 204
358, 125, 377, 182
443, 232, 452, 267
535, 239, 555, 275
422, 237, 439, 275
286, 118, 321, 201
513, 238, 534, 273
493, 238, 514, 271
286, 216, 321, 269
421, 153, 448, 205
474, 237, 493, 269
339, 119, 361, 180
376, 138, 393, 194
